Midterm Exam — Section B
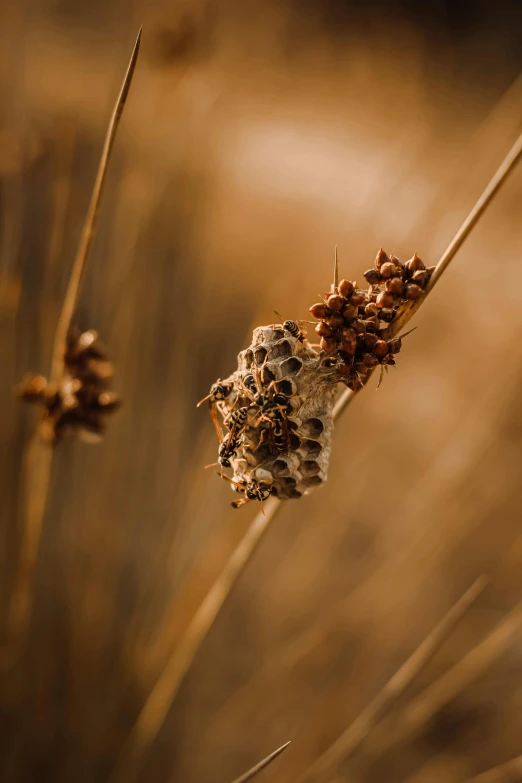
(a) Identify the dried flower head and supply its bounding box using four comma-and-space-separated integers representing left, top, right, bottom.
17, 328, 121, 442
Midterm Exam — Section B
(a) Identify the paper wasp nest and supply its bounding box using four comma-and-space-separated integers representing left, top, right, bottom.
222, 327, 338, 500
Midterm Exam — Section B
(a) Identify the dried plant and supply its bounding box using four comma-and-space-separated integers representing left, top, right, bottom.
3, 29, 141, 662
229, 741, 291, 783
109, 122, 522, 782
297, 576, 488, 782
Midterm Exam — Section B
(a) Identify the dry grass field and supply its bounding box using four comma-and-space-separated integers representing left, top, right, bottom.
2, 2, 522, 782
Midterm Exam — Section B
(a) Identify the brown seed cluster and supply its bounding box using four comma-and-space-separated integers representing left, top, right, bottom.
17, 328, 120, 442
309, 250, 433, 390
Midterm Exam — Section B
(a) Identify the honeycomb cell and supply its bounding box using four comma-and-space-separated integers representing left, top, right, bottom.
262, 364, 277, 385
300, 459, 321, 476
255, 347, 267, 365
301, 475, 323, 488
301, 417, 325, 438
301, 439, 322, 457
289, 432, 301, 450
272, 458, 291, 477
281, 356, 303, 376
268, 339, 293, 360
276, 378, 296, 397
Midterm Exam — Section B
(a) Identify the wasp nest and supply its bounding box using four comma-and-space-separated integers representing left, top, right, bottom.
17, 328, 121, 442
200, 249, 429, 508
221, 326, 338, 502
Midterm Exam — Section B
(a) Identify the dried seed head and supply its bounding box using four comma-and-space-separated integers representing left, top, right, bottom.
406, 253, 425, 272
364, 268, 381, 285
380, 262, 397, 279
316, 321, 334, 337
350, 292, 366, 306
309, 302, 330, 319
365, 303, 380, 317
325, 314, 344, 329
388, 337, 402, 354
320, 336, 337, 353
405, 283, 423, 300
375, 249, 389, 269
376, 291, 394, 309
342, 302, 358, 321
412, 269, 429, 287
380, 308, 395, 322
17, 328, 121, 442
326, 294, 345, 312
386, 277, 405, 295
373, 339, 389, 357
339, 279, 355, 298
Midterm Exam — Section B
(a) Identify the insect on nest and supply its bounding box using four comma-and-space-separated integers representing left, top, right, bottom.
199, 249, 432, 508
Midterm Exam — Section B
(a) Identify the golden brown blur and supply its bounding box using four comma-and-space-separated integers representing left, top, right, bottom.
3, 1, 522, 781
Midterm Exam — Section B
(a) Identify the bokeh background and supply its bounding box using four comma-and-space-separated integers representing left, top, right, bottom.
2, 1, 522, 781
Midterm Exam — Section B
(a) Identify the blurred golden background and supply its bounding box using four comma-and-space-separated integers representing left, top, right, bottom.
2, 1, 522, 781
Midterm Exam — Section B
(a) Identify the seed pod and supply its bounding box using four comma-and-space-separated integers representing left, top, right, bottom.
362, 316, 379, 332
17, 374, 48, 401
373, 339, 389, 357
380, 308, 395, 322
320, 336, 337, 354
341, 327, 356, 342
406, 253, 425, 272
342, 303, 358, 321
380, 262, 397, 279
386, 277, 404, 295
341, 337, 356, 354
412, 269, 429, 287
364, 332, 377, 350
362, 353, 379, 368
365, 302, 379, 317
327, 294, 345, 312
388, 338, 402, 354
339, 279, 355, 298
427, 265, 436, 275
376, 291, 394, 309
316, 321, 334, 337
310, 302, 330, 319
326, 314, 344, 329
352, 320, 366, 334
350, 292, 366, 306
405, 284, 423, 300
364, 268, 381, 285
375, 249, 389, 269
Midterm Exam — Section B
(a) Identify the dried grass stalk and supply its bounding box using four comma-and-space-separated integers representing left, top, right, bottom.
297, 576, 487, 782
465, 753, 522, 783
230, 741, 291, 783
364, 596, 522, 767
2, 29, 141, 665
112, 124, 522, 780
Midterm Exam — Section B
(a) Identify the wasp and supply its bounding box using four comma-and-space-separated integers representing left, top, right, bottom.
273, 310, 316, 343
197, 378, 234, 440
272, 408, 290, 453
217, 433, 241, 469
220, 473, 272, 509
223, 405, 249, 441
